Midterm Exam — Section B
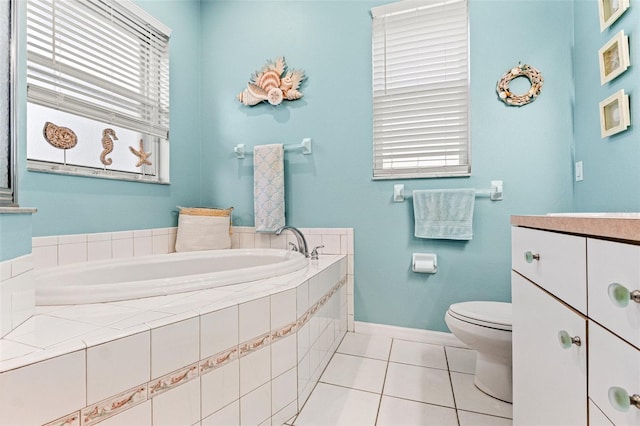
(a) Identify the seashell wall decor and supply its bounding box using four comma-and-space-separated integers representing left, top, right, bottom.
237, 57, 306, 106
496, 63, 543, 107
43, 121, 78, 150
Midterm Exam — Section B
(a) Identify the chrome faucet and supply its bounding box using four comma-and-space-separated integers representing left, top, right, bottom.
275, 225, 309, 258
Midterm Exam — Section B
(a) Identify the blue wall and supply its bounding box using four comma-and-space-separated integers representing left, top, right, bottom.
201, 0, 575, 331
573, 0, 640, 211
4, 0, 588, 332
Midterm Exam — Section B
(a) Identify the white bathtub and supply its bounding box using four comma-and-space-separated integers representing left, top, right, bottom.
35, 248, 308, 305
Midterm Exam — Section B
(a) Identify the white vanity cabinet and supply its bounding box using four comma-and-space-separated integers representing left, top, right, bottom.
512, 271, 587, 425
511, 216, 640, 426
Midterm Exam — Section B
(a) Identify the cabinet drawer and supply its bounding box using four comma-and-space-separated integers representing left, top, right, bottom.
512, 226, 587, 313
512, 272, 587, 425
587, 238, 640, 348
589, 322, 640, 426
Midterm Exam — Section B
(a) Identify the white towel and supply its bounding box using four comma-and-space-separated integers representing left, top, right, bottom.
413, 189, 475, 240
254, 144, 285, 232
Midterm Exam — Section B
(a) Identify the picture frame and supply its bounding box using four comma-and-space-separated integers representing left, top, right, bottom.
598, 0, 630, 32
599, 90, 630, 138
598, 31, 630, 85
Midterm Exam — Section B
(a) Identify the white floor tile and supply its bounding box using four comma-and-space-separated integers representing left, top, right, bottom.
390, 339, 447, 370
450, 372, 513, 418
337, 332, 392, 360
293, 383, 379, 426
445, 346, 477, 374
383, 362, 455, 408
458, 409, 513, 426
320, 353, 387, 393
376, 395, 458, 426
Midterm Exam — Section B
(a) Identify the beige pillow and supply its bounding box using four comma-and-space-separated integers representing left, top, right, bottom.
175, 207, 233, 252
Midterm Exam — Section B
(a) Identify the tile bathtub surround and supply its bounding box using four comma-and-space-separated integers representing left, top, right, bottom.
0, 254, 36, 338
0, 255, 347, 426
31, 228, 179, 269
30, 226, 356, 331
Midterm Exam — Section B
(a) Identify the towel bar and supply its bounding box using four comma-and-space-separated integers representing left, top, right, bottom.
234, 138, 312, 159
393, 181, 503, 203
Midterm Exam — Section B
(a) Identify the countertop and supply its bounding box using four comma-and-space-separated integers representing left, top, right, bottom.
511, 213, 640, 243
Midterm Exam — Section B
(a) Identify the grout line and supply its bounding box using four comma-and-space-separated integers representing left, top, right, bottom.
373, 337, 394, 425
443, 345, 462, 425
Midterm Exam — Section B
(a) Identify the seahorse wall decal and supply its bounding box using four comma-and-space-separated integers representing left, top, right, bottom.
100, 128, 118, 166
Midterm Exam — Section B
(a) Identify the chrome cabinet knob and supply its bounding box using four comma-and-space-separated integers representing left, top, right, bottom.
608, 283, 640, 308
608, 386, 640, 412
524, 251, 540, 263
558, 330, 581, 348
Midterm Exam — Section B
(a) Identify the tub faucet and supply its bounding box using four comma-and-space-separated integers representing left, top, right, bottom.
275, 226, 309, 258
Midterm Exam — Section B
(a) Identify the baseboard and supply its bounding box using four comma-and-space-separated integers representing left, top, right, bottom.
354, 321, 468, 348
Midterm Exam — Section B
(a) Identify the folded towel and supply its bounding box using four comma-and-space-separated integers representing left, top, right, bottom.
413, 189, 475, 240
254, 144, 285, 232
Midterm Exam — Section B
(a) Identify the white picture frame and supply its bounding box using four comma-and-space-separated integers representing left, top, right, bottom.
598, 0, 630, 31
598, 31, 631, 85
599, 90, 631, 138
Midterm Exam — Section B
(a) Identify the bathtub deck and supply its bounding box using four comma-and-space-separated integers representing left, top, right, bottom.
0, 255, 348, 426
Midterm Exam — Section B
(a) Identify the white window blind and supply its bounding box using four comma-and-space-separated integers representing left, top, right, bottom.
26, 0, 171, 139
372, 0, 470, 179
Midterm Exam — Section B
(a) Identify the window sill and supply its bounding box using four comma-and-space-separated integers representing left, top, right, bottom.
0, 207, 37, 214
27, 160, 169, 185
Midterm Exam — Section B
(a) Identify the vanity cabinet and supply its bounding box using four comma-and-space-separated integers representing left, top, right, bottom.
511, 217, 640, 426
512, 271, 587, 425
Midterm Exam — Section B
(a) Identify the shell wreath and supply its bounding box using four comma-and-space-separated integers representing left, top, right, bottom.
496, 63, 543, 107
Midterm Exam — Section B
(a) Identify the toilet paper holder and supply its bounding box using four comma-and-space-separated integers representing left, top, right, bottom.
412, 253, 437, 273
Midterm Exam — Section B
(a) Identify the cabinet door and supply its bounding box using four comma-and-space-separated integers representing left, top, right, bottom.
512, 272, 587, 425
587, 238, 640, 348
589, 322, 640, 426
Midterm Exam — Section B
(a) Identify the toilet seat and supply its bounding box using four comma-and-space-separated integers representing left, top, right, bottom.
447, 301, 512, 331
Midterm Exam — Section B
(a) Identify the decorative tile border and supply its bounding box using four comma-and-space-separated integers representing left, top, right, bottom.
200, 347, 239, 375
81, 385, 147, 426
239, 332, 271, 357
37, 265, 347, 426
44, 413, 80, 426
149, 363, 198, 398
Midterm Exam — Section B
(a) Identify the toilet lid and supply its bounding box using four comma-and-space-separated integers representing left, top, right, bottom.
448, 301, 512, 331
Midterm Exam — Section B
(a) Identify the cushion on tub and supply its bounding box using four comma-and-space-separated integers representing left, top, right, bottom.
175, 207, 234, 252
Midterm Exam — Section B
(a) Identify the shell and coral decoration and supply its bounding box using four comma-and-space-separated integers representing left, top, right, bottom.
237, 57, 306, 106
43, 122, 78, 150
496, 63, 543, 107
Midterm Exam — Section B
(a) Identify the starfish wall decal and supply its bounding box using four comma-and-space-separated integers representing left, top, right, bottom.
129, 139, 152, 167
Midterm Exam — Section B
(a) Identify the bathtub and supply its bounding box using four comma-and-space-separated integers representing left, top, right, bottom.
35, 248, 308, 305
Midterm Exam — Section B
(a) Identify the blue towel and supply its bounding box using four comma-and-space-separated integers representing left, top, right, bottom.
413, 189, 475, 240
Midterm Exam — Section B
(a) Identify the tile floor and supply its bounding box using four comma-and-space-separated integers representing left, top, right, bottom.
286, 332, 512, 426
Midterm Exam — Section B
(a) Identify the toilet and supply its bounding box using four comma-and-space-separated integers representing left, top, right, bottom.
445, 301, 513, 403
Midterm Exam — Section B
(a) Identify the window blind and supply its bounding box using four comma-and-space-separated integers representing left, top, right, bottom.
26, 0, 171, 139
371, 0, 470, 179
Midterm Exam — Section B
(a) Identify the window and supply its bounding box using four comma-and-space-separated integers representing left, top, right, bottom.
26, 0, 171, 183
371, 0, 470, 180
0, 0, 16, 205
